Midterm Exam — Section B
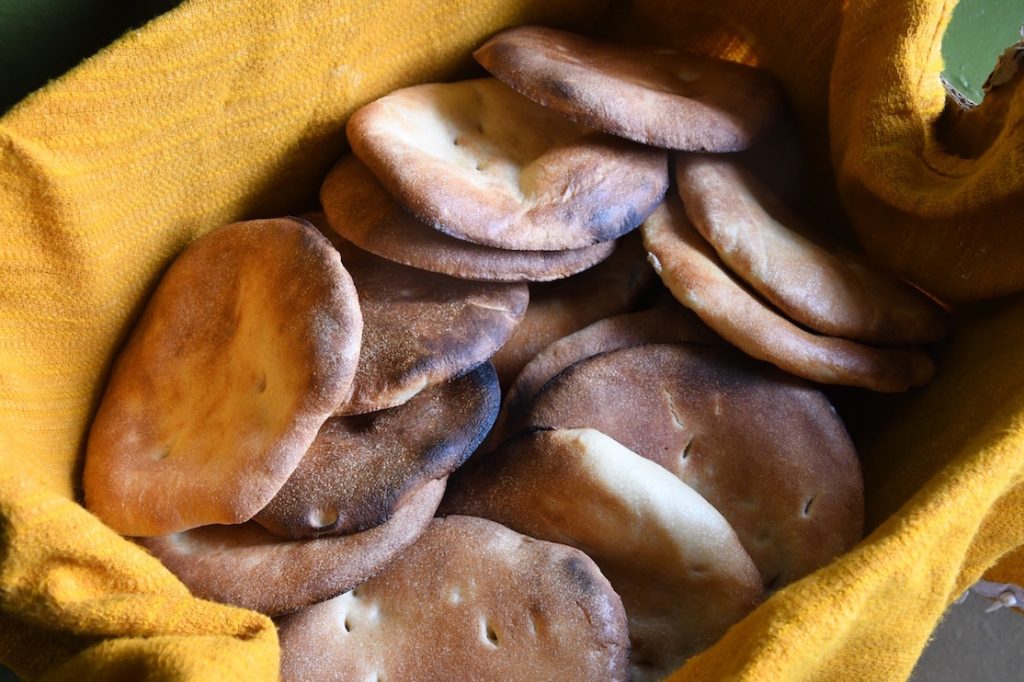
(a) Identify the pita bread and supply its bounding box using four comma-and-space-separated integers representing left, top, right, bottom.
84, 218, 362, 536
256, 363, 499, 538
676, 153, 949, 344
524, 344, 864, 588
641, 195, 935, 392
490, 230, 655, 387
320, 156, 616, 282
277, 515, 630, 681
443, 428, 762, 680
475, 26, 781, 151
347, 77, 668, 251
309, 215, 525, 415
138, 478, 444, 617
491, 300, 719, 446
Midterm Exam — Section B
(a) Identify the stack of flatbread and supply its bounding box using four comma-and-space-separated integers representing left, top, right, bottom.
81, 24, 952, 682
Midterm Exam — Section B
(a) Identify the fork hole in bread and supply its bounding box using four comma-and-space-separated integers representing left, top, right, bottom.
803, 495, 817, 517
308, 507, 339, 529
480, 616, 500, 647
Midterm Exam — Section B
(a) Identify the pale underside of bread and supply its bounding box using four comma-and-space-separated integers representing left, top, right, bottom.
523, 343, 865, 589
442, 428, 763, 680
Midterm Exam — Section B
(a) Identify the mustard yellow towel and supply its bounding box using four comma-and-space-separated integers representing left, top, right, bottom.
2, 0, 1023, 679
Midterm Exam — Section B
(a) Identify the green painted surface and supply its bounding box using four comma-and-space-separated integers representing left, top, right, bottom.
942, 0, 1024, 103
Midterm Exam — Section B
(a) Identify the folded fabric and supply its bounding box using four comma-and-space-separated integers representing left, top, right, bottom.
1, 0, 1022, 679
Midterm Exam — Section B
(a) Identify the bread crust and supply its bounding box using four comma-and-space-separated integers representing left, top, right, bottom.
525, 343, 865, 588
255, 363, 499, 538
641, 195, 936, 392
278, 516, 630, 681
321, 157, 616, 282
676, 153, 949, 344
475, 25, 781, 151
347, 78, 667, 251
83, 218, 362, 535
443, 428, 762, 679
136, 475, 445, 617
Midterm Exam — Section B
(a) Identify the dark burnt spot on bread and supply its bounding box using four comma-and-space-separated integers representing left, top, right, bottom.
563, 553, 599, 595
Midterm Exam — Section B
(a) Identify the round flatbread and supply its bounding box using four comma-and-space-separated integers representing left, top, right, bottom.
84, 218, 363, 536
320, 156, 616, 282
641, 195, 935, 392
256, 363, 499, 538
277, 515, 630, 682
475, 26, 781, 151
676, 153, 949, 344
490, 230, 655, 387
138, 477, 445, 617
443, 428, 762, 680
496, 299, 720, 442
347, 77, 668, 251
524, 344, 865, 589
309, 215, 526, 415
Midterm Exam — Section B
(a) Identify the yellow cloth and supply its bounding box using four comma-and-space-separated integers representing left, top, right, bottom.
1, 0, 1022, 679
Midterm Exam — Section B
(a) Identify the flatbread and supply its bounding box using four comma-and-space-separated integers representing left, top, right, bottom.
308, 214, 526, 415
320, 156, 617, 282
489, 300, 719, 447
84, 218, 363, 536
676, 153, 949, 344
256, 363, 499, 538
442, 428, 762, 680
475, 26, 781, 151
138, 478, 445, 617
277, 516, 630, 682
347, 77, 668, 251
641, 195, 935, 392
490, 230, 655, 387
524, 344, 865, 588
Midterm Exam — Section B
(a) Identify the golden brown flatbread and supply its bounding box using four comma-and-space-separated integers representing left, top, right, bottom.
475, 26, 781, 151
277, 516, 630, 681
347, 78, 667, 250
524, 344, 864, 589
641, 194, 935, 392
256, 363, 499, 538
84, 218, 363, 536
490, 230, 655, 387
320, 157, 616, 282
443, 428, 763, 680
138, 478, 445, 617
676, 153, 949, 344
309, 214, 526, 415
495, 299, 719, 443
